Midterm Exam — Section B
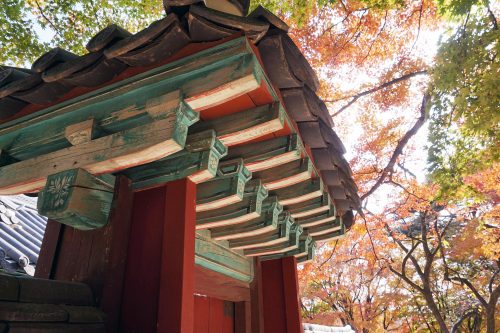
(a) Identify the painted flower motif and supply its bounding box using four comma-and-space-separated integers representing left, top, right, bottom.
47, 174, 73, 208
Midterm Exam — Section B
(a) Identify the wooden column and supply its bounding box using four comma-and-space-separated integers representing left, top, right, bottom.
261, 256, 302, 333
120, 179, 196, 333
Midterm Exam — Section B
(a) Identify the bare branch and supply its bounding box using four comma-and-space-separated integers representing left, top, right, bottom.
360, 92, 429, 201
327, 70, 428, 117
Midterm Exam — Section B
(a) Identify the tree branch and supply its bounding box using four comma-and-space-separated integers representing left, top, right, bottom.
360, 92, 429, 201
327, 70, 428, 117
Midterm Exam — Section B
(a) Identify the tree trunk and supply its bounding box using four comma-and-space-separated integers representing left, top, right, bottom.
485, 306, 496, 333
422, 287, 450, 333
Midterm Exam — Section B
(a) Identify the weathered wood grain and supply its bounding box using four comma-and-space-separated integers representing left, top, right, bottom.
272, 178, 323, 206
37, 169, 116, 230
196, 159, 251, 212
0, 105, 195, 195
229, 213, 293, 250
65, 119, 95, 145
196, 181, 268, 229
0, 274, 19, 301
223, 134, 303, 172
252, 158, 314, 191
0, 301, 68, 322
124, 130, 227, 190
211, 197, 282, 241
190, 102, 287, 147
195, 232, 253, 283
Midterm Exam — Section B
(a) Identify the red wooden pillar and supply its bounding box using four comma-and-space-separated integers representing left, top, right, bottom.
261, 256, 303, 333
120, 179, 196, 333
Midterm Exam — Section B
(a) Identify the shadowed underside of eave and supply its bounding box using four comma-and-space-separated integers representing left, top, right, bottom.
0, 1, 360, 268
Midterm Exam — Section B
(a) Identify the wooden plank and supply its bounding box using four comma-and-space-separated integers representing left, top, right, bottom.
0, 301, 68, 322
311, 224, 346, 243
124, 130, 227, 190
195, 233, 253, 283
295, 209, 337, 228
229, 213, 293, 251
307, 219, 342, 237
98, 176, 134, 333
190, 102, 287, 147
196, 180, 268, 229
0, 104, 197, 195
196, 159, 251, 212
34, 219, 62, 279
37, 169, 116, 230
272, 178, 323, 206
252, 158, 314, 191
245, 224, 303, 257
194, 266, 251, 303
289, 193, 331, 219
17, 278, 94, 306
224, 134, 302, 173
210, 197, 282, 241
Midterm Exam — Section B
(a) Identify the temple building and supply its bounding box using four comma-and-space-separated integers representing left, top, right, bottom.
0, 1, 360, 332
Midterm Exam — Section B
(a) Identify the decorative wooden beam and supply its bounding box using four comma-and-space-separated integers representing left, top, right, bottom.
0, 98, 198, 195
210, 197, 283, 241
272, 178, 323, 206
37, 168, 115, 230
124, 130, 227, 190
296, 241, 316, 264
189, 102, 287, 147
310, 224, 346, 243
223, 134, 302, 172
229, 212, 293, 250
289, 193, 331, 219
244, 224, 303, 257
196, 159, 251, 212
307, 221, 342, 237
294, 208, 337, 228
196, 180, 268, 229
252, 158, 314, 191
195, 232, 253, 283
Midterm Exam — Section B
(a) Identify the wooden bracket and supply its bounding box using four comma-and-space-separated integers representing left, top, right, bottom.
64, 119, 96, 145
211, 196, 282, 241
289, 193, 332, 219
195, 232, 253, 283
245, 224, 304, 257
37, 168, 116, 230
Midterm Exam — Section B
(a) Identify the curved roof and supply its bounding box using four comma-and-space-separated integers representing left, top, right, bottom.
0, 195, 47, 276
0, 2, 360, 249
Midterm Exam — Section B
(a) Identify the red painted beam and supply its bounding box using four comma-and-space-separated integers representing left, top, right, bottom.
261, 256, 302, 333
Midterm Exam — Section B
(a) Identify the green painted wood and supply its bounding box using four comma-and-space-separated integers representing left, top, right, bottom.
260, 234, 315, 261
195, 232, 253, 283
271, 178, 323, 205
210, 196, 283, 240
0, 101, 198, 195
305, 217, 342, 237
196, 158, 251, 210
294, 208, 337, 228
196, 179, 268, 229
0, 37, 260, 166
288, 193, 332, 219
229, 212, 293, 250
252, 157, 314, 190
311, 223, 346, 243
244, 223, 303, 257
37, 169, 116, 230
123, 130, 227, 190
223, 134, 303, 172
189, 102, 288, 147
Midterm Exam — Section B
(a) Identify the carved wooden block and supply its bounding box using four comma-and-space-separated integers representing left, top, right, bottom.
37, 169, 115, 230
